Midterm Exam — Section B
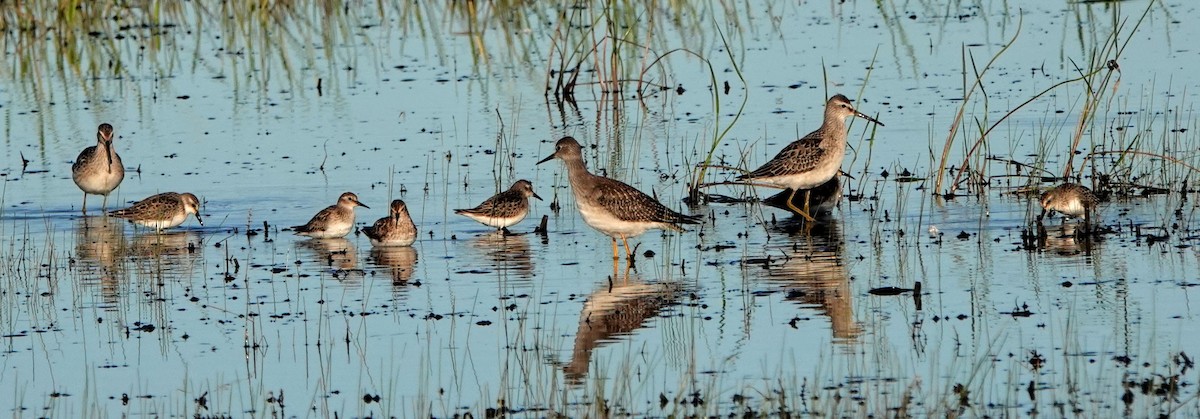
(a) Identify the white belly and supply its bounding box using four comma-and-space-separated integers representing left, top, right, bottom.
132, 212, 188, 231
302, 223, 353, 239
462, 212, 526, 229
761, 158, 842, 190
577, 204, 658, 238
1054, 201, 1088, 218
73, 168, 124, 195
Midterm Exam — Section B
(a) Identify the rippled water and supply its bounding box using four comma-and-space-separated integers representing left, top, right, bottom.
2, 1, 1199, 416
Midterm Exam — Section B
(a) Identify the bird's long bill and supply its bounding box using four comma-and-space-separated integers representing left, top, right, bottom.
536, 153, 556, 165
103, 133, 115, 168
194, 213, 205, 226
532, 192, 544, 201
854, 111, 885, 127
357, 202, 371, 209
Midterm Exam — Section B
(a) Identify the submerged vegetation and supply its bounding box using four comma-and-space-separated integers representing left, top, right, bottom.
1, 0, 1199, 417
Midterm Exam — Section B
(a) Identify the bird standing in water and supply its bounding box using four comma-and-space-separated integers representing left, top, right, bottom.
292, 192, 370, 239
738, 94, 883, 221
455, 179, 542, 234
108, 192, 204, 233
362, 199, 417, 246
72, 123, 124, 212
1038, 183, 1098, 224
538, 136, 701, 261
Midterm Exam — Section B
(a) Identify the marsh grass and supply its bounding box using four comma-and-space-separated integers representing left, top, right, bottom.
937, 2, 1165, 199
4, 1, 1200, 418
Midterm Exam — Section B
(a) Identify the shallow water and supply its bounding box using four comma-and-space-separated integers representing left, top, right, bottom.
2, 0, 1199, 416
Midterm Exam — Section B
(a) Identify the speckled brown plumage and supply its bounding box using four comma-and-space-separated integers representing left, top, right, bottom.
737, 94, 882, 221
362, 199, 417, 246
72, 123, 124, 212
108, 192, 203, 232
1039, 183, 1098, 222
455, 179, 542, 230
292, 192, 370, 239
538, 136, 700, 260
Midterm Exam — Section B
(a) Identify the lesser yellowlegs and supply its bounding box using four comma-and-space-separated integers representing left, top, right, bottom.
537, 136, 701, 260
72, 123, 124, 212
108, 192, 203, 232
291, 192, 369, 238
738, 94, 882, 221
362, 199, 417, 246
1038, 183, 1098, 223
455, 179, 542, 233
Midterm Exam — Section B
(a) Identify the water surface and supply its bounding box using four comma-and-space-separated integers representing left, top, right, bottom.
1, 1, 1198, 416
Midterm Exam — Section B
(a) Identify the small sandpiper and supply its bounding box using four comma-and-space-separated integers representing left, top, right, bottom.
72, 123, 125, 212
1038, 183, 1098, 223
108, 192, 204, 233
362, 199, 417, 246
738, 94, 883, 221
538, 136, 701, 260
291, 192, 369, 239
455, 179, 542, 234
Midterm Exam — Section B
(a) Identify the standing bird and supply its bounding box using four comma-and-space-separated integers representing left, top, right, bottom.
1038, 183, 1098, 224
455, 179, 542, 234
362, 199, 417, 246
291, 192, 369, 239
108, 192, 204, 233
537, 136, 701, 261
738, 94, 883, 221
72, 123, 125, 212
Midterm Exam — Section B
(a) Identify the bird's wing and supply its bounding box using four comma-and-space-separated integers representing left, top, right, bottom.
740, 134, 829, 180
592, 177, 699, 225
294, 205, 338, 232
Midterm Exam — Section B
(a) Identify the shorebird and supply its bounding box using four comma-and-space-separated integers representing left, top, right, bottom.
362, 199, 417, 246
291, 192, 369, 238
455, 179, 542, 233
1038, 183, 1098, 223
72, 123, 124, 212
738, 94, 883, 221
537, 136, 701, 261
108, 192, 203, 232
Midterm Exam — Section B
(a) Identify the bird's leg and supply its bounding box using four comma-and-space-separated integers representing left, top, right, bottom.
783, 189, 816, 222
81, 193, 88, 214
802, 190, 812, 215
101, 194, 108, 211
622, 235, 634, 262
611, 237, 619, 260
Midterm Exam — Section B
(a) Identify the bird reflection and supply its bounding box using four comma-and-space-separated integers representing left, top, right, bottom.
557, 264, 687, 385
368, 246, 418, 299
1037, 222, 1097, 257
127, 231, 204, 281
128, 231, 202, 259
73, 215, 128, 309
753, 218, 861, 342
464, 231, 535, 278
297, 237, 359, 271
761, 176, 842, 220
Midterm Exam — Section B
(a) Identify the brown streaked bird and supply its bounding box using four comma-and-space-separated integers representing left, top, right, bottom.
108, 192, 203, 233
72, 123, 125, 212
362, 199, 417, 246
291, 192, 369, 239
537, 136, 701, 261
1038, 183, 1098, 223
455, 179, 542, 233
738, 94, 882, 221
